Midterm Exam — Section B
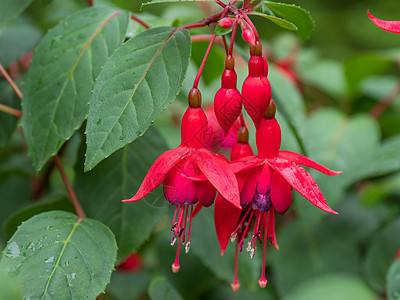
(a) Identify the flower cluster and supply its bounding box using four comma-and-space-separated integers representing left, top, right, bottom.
124, 0, 341, 291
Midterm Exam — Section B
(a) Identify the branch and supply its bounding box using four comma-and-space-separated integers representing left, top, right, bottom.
53, 155, 86, 219
369, 80, 400, 119
0, 104, 22, 118
0, 64, 23, 99
131, 14, 150, 29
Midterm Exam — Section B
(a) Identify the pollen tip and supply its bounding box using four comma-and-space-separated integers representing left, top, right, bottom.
172, 263, 180, 273
258, 278, 267, 288
231, 282, 240, 292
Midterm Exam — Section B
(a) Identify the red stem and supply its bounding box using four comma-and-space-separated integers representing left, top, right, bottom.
130, 14, 150, 29
191, 34, 223, 43
222, 35, 229, 55
193, 34, 216, 88
0, 64, 23, 100
53, 155, 86, 219
369, 79, 400, 119
229, 21, 238, 56
0, 104, 22, 118
239, 10, 259, 41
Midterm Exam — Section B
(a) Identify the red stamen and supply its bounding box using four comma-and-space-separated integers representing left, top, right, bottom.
181, 205, 189, 244
231, 240, 240, 292
232, 206, 252, 237
259, 213, 268, 288
185, 205, 194, 253
239, 210, 254, 252
172, 205, 179, 227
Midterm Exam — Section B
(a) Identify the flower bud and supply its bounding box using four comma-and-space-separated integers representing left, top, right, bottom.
219, 17, 234, 29
242, 29, 255, 46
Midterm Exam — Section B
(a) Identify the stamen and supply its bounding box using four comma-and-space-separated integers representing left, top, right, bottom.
172, 205, 179, 227
238, 210, 255, 253
232, 207, 252, 237
231, 240, 240, 292
258, 212, 268, 288
185, 205, 194, 253
246, 242, 252, 252
250, 248, 255, 259
181, 205, 189, 244
230, 232, 237, 243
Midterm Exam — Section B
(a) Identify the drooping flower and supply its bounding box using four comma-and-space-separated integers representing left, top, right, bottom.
215, 100, 341, 289
368, 11, 400, 34
123, 88, 240, 273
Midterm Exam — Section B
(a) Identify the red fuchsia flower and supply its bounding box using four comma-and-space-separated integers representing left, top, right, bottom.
214, 55, 243, 136
368, 11, 400, 34
123, 88, 240, 273
242, 41, 272, 129
117, 253, 143, 273
215, 100, 341, 290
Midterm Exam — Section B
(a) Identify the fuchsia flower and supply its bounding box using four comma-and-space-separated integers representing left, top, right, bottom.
124, 88, 240, 273
368, 11, 400, 34
215, 100, 341, 290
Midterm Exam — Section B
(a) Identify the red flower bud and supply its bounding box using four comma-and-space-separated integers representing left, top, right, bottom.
219, 17, 234, 29
242, 29, 255, 46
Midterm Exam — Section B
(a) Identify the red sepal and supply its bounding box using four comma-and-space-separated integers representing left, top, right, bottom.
270, 170, 292, 214
123, 147, 188, 202
278, 151, 341, 176
214, 194, 242, 255
268, 158, 338, 214
368, 11, 400, 34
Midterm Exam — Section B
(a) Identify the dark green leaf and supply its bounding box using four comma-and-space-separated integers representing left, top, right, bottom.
21, 7, 129, 171
141, 0, 214, 10
76, 127, 168, 261
4, 194, 74, 239
345, 53, 393, 97
387, 258, 400, 300
149, 277, 184, 300
85, 26, 191, 171
0, 211, 117, 299
0, 82, 20, 148
105, 269, 152, 300
0, 0, 33, 26
364, 218, 400, 293
264, 2, 315, 42
284, 273, 377, 300
250, 12, 298, 31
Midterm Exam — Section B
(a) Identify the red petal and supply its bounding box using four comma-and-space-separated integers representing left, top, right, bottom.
256, 164, 272, 195
214, 194, 242, 255
196, 181, 216, 207
123, 147, 188, 202
268, 158, 338, 214
240, 166, 262, 207
270, 170, 292, 214
267, 209, 279, 249
278, 151, 341, 176
368, 11, 400, 34
192, 202, 203, 217
193, 149, 241, 208
230, 156, 265, 173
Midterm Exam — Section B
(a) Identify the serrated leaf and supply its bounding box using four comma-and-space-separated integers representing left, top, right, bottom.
4, 194, 74, 239
0, 211, 117, 299
148, 277, 184, 300
76, 127, 168, 261
387, 258, 400, 300
0, 0, 33, 26
141, 0, 214, 10
20, 7, 129, 171
85, 26, 191, 171
264, 2, 314, 42
250, 12, 298, 31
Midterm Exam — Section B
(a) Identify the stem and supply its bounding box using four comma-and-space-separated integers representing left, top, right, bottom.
369, 79, 400, 119
0, 104, 22, 118
229, 21, 238, 56
239, 10, 259, 41
191, 34, 223, 44
0, 64, 23, 100
130, 14, 150, 29
193, 34, 216, 88
53, 155, 86, 219
222, 36, 229, 55
239, 113, 245, 127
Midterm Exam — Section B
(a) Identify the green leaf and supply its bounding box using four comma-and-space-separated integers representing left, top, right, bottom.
0, 0, 33, 26
264, 2, 315, 42
0, 269, 22, 300
85, 26, 191, 171
365, 218, 400, 293
214, 24, 233, 37
0, 81, 20, 148
345, 53, 393, 97
20, 7, 129, 171
4, 194, 74, 239
387, 258, 400, 300
250, 12, 298, 31
148, 277, 184, 300
75, 127, 168, 261
0, 211, 117, 299
284, 273, 377, 300
105, 269, 152, 300
141, 0, 214, 10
